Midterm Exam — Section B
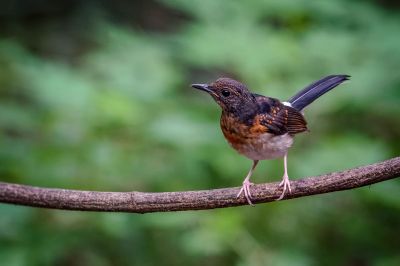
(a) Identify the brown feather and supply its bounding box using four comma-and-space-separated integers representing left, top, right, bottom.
254, 95, 308, 136
285, 107, 308, 135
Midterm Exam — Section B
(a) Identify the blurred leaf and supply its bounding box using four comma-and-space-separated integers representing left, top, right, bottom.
0, 0, 399, 265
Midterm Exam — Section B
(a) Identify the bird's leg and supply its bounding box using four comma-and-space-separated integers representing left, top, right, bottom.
277, 154, 291, 201
237, 160, 259, 205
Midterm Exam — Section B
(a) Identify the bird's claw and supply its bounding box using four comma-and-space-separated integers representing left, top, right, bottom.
276, 174, 291, 201
237, 179, 254, 205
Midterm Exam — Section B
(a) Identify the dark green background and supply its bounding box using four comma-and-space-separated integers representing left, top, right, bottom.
1, 0, 399, 265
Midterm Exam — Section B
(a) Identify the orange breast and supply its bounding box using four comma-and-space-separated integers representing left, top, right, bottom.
220, 113, 293, 160
220, 113, 268, 148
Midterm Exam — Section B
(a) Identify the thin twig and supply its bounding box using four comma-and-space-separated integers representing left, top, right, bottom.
0, 157, 399, 213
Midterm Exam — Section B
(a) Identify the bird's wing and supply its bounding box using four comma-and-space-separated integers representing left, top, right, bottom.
253, 94, 308, 135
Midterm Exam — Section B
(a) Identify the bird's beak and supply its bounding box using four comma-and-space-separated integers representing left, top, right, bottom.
191, 83, 213, 93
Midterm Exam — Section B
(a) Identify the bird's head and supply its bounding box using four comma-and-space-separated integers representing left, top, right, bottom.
191, 78, 256, 114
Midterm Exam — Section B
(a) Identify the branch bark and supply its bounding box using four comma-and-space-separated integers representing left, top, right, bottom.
0, 157, 399, 213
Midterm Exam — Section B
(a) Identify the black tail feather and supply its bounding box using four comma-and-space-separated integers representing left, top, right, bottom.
288, 75, 350, 111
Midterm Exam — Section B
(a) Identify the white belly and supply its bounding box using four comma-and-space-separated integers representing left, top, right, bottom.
234, 133, 293, 161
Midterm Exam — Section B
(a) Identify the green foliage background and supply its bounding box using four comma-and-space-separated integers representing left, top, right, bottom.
0, 0, 399, 265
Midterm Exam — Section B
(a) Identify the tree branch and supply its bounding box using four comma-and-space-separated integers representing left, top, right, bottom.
0, 157, 399, 213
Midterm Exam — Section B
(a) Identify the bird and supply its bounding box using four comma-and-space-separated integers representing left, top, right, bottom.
191, 75, 350, 204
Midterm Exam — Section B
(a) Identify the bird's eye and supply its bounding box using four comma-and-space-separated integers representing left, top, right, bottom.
221, 89, 230, 97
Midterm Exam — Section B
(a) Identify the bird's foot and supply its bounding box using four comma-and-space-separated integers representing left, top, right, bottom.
276, 174, 291, 201
237, 179, 254, 205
